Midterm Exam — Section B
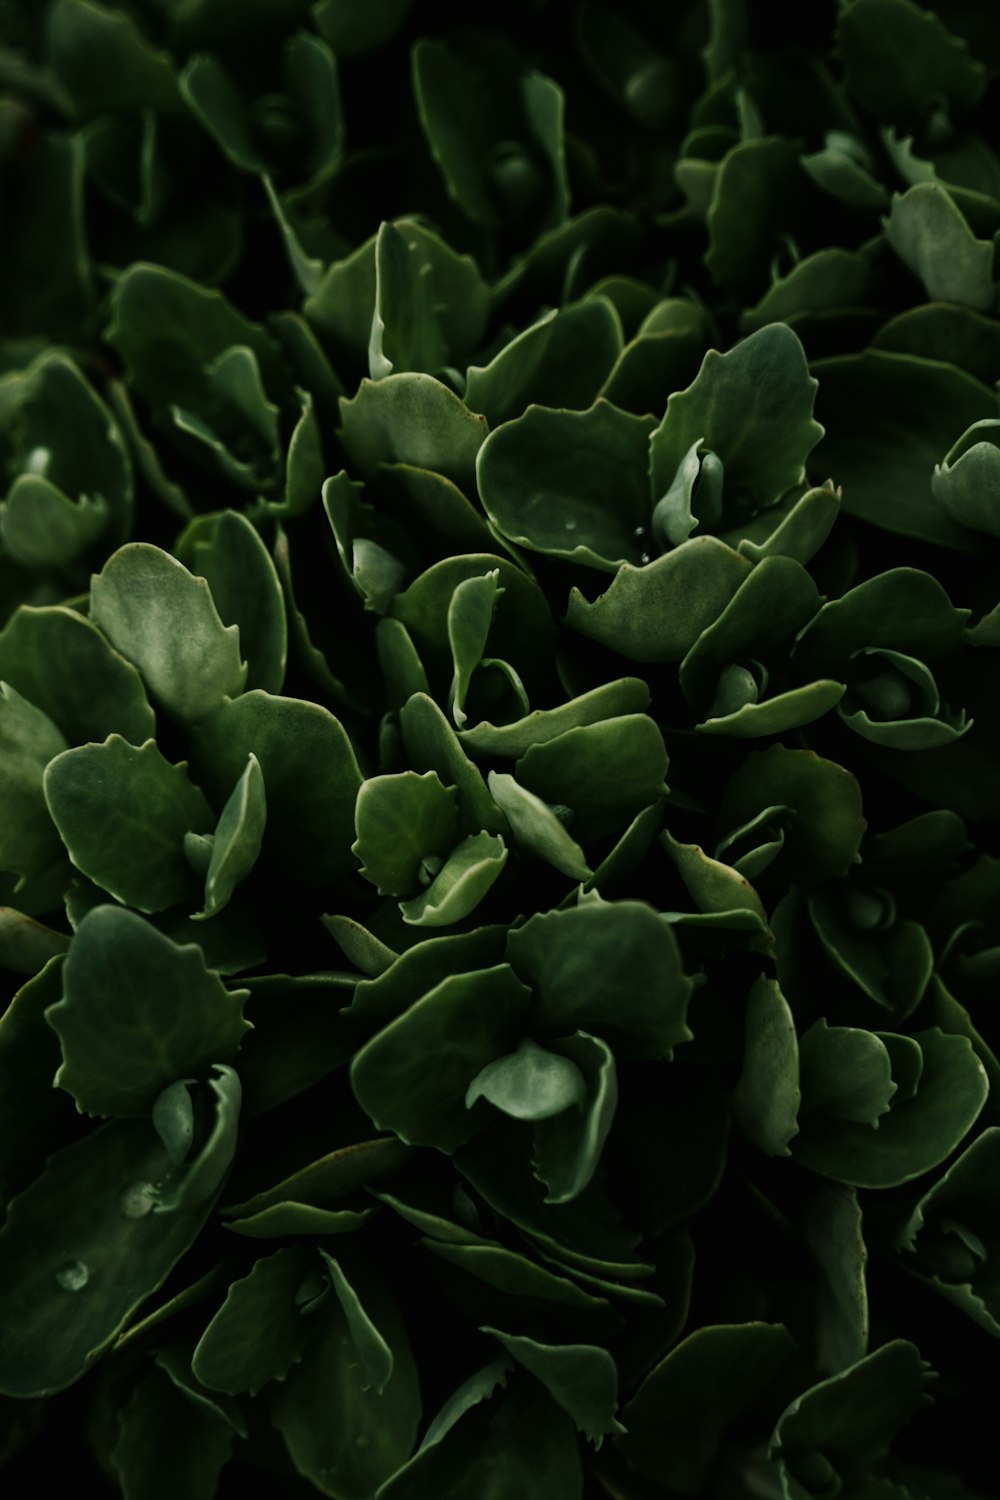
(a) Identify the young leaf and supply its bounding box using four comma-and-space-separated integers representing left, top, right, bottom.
193, 753, 267, 920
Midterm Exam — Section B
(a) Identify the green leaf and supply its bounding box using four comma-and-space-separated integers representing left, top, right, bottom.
737, 482, 841, 566
353, 771, 459, 898
110, 1366, 234, 1500
0, 605, 154, 747
312, 0, 412, 55
0, 476, 107, 570
810, 350, 994, 548
224, 1203, 375, 1238
48, 0, 181, 118
0, 908, 70, 977
661, 827, 769, 932
377, 1376, 581, 1500
339, 374, 489, 492
91, 544, 247, 724
448, 569, 502, 727
193, 753, 266, 920
648, 324, 823, 512
321, 1252, 394, 1394
478, 401, 655, 571
800, 1185, 869, 1376
720, 745, 865, 886
400, 693, 508, 838
733, 976, 801, 1156
705, 137, 800, 293
466, 1037, 586, 1121
618, 1322, 798, 1492
769, 1341, 932, 1484
370, 220, 489, 380
191, 691, 363, 884
795, 568, 970, 667
223, 1136, 411, 1222
0, 959, 75, 1205
886, 184, 996, 312
304, 235, 377, 370
740, 249, 878, 335
0, 683, 69, 881
345, 928, 506, 1038
532, 1031, 618, 1205
487, 771, 591, 881
483, 1327, 624, 1446
566, 537, 752, 663
897, 1127, 1000, 1337
191, 1247, 312, 1395
460, 678, 650, 759
0, 1067, 241, 1396
105, 263, 286, 424
836, 0, 986, 126
45, 736, 214, 913
177, 510, 288, 694
516, 715, 668, 843
792, 1029, 988, 1188
350, 964, 532, 1151
420, 1238, 610, 1314
46, 906, 250, 1117
272, 1269, 420, 1498
413, 35, 569, 233
932, 420, 1000, 540
399, 832, 508, 927
798, 1020, 897, 1127
507, 900, 693, 1060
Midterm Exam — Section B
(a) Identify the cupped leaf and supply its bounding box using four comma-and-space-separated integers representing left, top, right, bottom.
45, 736, 214, 913
507, 899, 693, 1060
792, 1029, 988, 1189
836, 0, 986, 125
720, 746, 866, 886
466, 1037, 587, 1121
91, 544, 247, 724
46, 905, 250, 1117
532, 1031, 618, 1205
478, 401, 655, 571
649, 324, 823, 512
399, 832, 508, 927
350, 964, 532, 1151
353, 771, 458, 898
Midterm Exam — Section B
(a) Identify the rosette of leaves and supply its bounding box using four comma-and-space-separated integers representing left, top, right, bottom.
5, 1, 1000, 1496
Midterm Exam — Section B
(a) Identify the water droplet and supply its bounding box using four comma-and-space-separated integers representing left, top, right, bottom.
632, 524, 649, 542
25, 446, 51, 476
565, 519, 577, 531
55, 1260, 89, 1292
121, 1182, 156, 1219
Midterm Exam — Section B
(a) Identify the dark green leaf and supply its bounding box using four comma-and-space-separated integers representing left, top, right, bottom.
46, 905, 250, 1117
45, 736, 214, 913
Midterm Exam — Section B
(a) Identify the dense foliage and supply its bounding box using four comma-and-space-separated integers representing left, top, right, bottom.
3, 0, 1000, 1494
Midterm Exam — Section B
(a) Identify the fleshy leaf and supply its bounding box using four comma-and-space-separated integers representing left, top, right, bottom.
45, 736, 214, 913
46, 906, 250, 1117
91, 544, 247, 724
